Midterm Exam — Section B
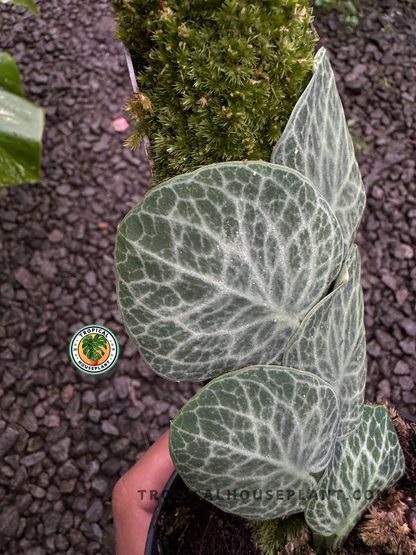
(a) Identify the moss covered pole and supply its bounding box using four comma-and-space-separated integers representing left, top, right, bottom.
114, 0, 318, 183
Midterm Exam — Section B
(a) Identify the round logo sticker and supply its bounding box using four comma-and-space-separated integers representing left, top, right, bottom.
69, 325, 119, 374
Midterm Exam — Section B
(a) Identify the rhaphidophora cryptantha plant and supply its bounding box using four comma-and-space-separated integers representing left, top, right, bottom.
114, 48, 405, 552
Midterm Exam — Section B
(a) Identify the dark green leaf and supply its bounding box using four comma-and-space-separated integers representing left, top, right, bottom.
0, 89, 44, 187
0, 52, 24, 96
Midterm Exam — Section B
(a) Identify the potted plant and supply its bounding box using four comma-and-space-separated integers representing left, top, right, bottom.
114, 41, 407, 553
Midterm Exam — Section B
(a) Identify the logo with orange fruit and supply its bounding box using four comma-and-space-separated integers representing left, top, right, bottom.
69, 325, 119, 374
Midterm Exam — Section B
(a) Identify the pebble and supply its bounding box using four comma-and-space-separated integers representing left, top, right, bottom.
97, 388, 116, 409
398, 376, 414, 391
394, 361, 410, 375
21, 451, 46, 467
101, 421, 120, 436
61, 384, 74, 404
85, 498, 103, 523
13, 267, 39, 290
91, 476, 108, 496
44, 414, 61, 428
85, 270, 97, 286
0, 427, 19, 458
48, 229, 65, 243
49, 437, 71, 464
58, 459, 80, 479
88, 408, 102, 423
0, 506, 20, 537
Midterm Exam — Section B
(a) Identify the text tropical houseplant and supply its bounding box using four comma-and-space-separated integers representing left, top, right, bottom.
113, 2, 405, 552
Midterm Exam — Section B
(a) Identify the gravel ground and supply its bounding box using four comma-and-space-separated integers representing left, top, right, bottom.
0, 0, 415, 553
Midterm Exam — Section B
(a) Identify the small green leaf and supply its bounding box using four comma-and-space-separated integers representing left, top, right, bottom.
0, 89, 44, 187
0, 52, 24, 97
0, 0, 40, 16
271, 47, 366, 252
115, 162, 344, 381
305, 405, 405, 551
170, 365, 340, 520
283, 245, 366, 439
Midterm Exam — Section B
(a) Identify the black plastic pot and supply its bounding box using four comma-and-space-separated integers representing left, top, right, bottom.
144, 470, 185, 555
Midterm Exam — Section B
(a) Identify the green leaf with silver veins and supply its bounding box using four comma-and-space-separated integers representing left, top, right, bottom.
170, 365, 340, 520
115, 161, 344, 381
283, 245, 366, 440
305, 405, 405, 551
271, 47, 366, 253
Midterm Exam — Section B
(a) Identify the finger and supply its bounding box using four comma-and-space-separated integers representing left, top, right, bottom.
113, 430, 174, 555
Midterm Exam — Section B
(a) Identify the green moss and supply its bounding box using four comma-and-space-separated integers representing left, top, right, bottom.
249, 515, 315, 555
114, 0, 318, 183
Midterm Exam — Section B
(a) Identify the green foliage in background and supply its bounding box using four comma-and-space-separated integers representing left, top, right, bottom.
0, 0, 40, 16
0, 0, 44, 187
314, 0, 359, 27
113, 0, 318, 182
0, 53, 44, 187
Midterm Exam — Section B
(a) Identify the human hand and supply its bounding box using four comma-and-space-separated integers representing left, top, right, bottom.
112, 431, 175, 555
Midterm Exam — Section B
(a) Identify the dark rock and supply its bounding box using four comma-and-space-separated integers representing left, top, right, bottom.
114, 376, 129, 399
126, 403, 145, 419
399, 338, 415, 355
101, 458, 121, 476
88, 408, 101, 423
400, 318, 416, 337
393, 243, 414, 259
91, 477, 108, 496
55, 534, 69, 551
0, 426, 19, 458
58, 510, 74, 533
101, 421, 119, 436
21, 451, 46, 467
60, 479, 77, 493
85, 499, 103, 523
48, 437, 71, 464
398, 376, 414, 390
154, 400, 170, 416
58, 459, 80, 479
97, 388, 116, 409
33, 369, 53, 386
85, 270, 97, 286
30, 485, 46, 499
13, 267, 39, 290
394, 360, 410, 375
21, 410, 38, 433
0, 506, 20, 538
73, 497, 88, 511
110, 437, 129, 455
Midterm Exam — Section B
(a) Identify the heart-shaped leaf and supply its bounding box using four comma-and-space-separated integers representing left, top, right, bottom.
283, 245, 366, 439
271, 47, 365, 251
0, 52, 24, 97
305, 405, 405, 551
115, 162, 344, 381
170, 365, 340, 520
0, 88, 44, 187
